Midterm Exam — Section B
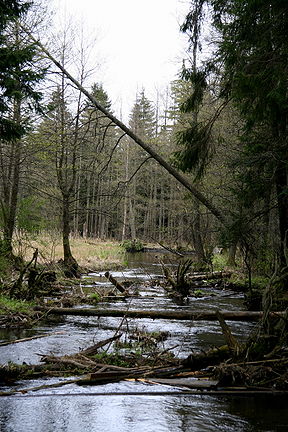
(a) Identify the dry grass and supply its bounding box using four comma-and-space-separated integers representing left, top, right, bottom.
13, 232, 126, 271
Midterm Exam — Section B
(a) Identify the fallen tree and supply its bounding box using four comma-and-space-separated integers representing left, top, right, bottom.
34, 306, 286, 321
22, 26, 226, 225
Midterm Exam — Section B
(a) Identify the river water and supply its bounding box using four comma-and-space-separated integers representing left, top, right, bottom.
0, 251, 287, 432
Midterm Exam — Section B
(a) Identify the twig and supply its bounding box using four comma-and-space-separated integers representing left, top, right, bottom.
0, 331, 65, 347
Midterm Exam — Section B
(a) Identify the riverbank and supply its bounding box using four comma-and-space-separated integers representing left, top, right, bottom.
1, 249, 288, 432
22, 235, 127, 271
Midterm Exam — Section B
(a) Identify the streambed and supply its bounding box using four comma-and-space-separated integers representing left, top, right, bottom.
0, 251, 287, 431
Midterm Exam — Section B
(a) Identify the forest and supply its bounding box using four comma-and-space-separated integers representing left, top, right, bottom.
0, 0, 288, 400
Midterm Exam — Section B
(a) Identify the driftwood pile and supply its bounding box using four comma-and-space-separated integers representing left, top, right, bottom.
1, 307, 288, 396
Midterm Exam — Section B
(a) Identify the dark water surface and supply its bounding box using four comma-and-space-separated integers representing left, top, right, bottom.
0, 251, 287, 432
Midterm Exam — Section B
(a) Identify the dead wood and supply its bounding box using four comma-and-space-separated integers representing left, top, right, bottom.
0, 378, 80, 396
40, 354, 96, 370
33, 306, 286, 321
40, 335, 123, 369
77, 365, 183, 386
182, 345, 231, 371
0, 331, 65, 347
104, 272, 127, 294
188, 271, 232, 281
216, 310, 241, 355
2, 388, 288, 397
80, 334, 122, 356
141, 377, 218, 389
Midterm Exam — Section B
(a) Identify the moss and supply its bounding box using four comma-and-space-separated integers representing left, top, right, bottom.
89, 292, 101, 304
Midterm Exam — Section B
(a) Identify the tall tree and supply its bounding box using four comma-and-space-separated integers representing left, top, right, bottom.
127, 90, 157, 239
0, 1, 44, 257
180, 0, 288, 270
77, 83, 119, 238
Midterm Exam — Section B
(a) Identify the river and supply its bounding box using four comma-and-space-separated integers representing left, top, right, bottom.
0, 251, 287, 432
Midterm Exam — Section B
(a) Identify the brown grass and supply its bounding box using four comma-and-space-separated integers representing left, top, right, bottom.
13, 232, 126, 271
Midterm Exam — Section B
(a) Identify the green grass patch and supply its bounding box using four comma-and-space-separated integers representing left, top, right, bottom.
92, 352, 131, 368
0, 295, 35, 315
212, 253, 229, 271
89, 292, 101, 303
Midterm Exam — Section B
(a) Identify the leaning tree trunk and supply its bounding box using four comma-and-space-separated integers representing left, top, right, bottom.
25, 32, 226, 225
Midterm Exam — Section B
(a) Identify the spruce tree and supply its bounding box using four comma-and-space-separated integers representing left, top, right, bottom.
0, 1, 45, 258
180, 0, 288, 271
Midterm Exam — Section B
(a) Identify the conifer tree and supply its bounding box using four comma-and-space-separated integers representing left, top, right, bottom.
180, 0, 288, 271
0, 1, 44, 257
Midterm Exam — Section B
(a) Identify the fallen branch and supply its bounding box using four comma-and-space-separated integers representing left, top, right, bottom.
216, 311, 241, 355
2, 389, 288, 397
40, 355, 94, 370
80, 334, 122, 356
188, 271, 232, 281
0, 331, 65, 347
0, 378, 80, 396
104, 272, 127, 294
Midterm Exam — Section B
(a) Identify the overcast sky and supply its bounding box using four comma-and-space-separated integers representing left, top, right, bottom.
53, 0, 190, 120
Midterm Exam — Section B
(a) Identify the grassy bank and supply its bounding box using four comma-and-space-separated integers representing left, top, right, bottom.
0, 295, 35, 315
16, 234, 127, 271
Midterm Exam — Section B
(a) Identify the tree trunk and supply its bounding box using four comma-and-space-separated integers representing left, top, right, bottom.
191, 201, 206, 264
62, 196, 79, 277
275, 166, 288, 269
34, 306, 286, 321
2, 99, 22, 258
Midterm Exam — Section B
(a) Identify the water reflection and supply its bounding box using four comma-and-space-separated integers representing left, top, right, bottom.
1, 393, 287, 432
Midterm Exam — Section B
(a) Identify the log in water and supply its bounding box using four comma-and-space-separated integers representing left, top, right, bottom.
34, 307, 285, 321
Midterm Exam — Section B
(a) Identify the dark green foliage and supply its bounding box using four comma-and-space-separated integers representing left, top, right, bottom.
129, 90, 156, 140
180, 69, 207, 113
174, 122, 212, 177
0, 1, 44, 141
181, 0, 288, 270
121, 239, 144, 253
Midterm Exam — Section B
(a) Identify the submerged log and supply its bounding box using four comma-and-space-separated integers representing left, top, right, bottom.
34, 306, 286, 321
